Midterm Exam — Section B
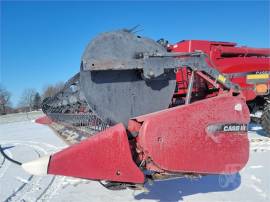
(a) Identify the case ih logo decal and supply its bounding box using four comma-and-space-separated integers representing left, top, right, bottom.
207, 123, 247, 133
222, 124, 247, 132
255, 71, 270, 74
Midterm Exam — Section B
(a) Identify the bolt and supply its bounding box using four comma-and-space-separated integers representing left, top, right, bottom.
116, 170, 121, 176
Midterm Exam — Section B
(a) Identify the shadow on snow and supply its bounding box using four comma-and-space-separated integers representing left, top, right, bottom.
249, 123, 268, 137
135, 173, 241, 202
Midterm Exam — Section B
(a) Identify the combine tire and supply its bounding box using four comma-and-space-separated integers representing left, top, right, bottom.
261, 104, 270, 136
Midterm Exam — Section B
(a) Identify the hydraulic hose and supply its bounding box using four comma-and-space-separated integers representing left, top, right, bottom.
0, 145, 22, 166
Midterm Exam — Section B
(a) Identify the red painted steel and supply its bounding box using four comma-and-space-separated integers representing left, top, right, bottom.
35, 116, 53, 125
48, 123, 145, 183
171, 40, 270, 101
135, 93, 249, 174
45, 93, 250, 183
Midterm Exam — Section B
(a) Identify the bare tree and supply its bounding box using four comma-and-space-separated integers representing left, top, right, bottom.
42, 82, 64, 100
19, 88, 37, 112
0, 84, 11, 115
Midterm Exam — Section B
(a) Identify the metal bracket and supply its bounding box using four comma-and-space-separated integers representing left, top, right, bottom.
87, 52, 239, 92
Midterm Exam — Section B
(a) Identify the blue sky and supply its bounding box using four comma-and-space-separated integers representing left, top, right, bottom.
1, 1, 269, 106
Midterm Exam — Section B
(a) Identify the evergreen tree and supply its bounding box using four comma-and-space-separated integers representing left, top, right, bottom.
33, 92, 41, 110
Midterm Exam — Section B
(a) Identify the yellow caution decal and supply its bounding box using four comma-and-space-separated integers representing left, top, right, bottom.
247, 73, 269, 80
217, 74, 226, 83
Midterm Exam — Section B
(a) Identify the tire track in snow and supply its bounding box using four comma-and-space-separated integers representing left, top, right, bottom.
4, 175, 34, 202
37, 176, 66, 202
0, 155, 5, 168
0, 150, 12, 179
2, 144, 43, 201
36, 176, 56, 201
9, 148, 44, 202
250, 137, 270, 152
0, 141, 64, 202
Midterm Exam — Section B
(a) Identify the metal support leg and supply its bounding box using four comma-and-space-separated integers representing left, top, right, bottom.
185, 70, 195, 105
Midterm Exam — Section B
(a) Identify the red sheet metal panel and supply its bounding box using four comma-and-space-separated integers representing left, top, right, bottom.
136, 93, 249, 174
35, 116, 53, 125
48, 123, 145, 183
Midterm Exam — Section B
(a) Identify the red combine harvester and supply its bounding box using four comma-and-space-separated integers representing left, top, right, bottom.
170, 40, 270, 132
2, 29, 269, 190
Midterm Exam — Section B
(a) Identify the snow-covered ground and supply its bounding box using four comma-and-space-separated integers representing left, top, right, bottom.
0, 111, 43, 124
0, 113, 269, 202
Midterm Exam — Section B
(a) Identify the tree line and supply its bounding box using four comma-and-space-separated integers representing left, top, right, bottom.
0, 82, 64, 115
